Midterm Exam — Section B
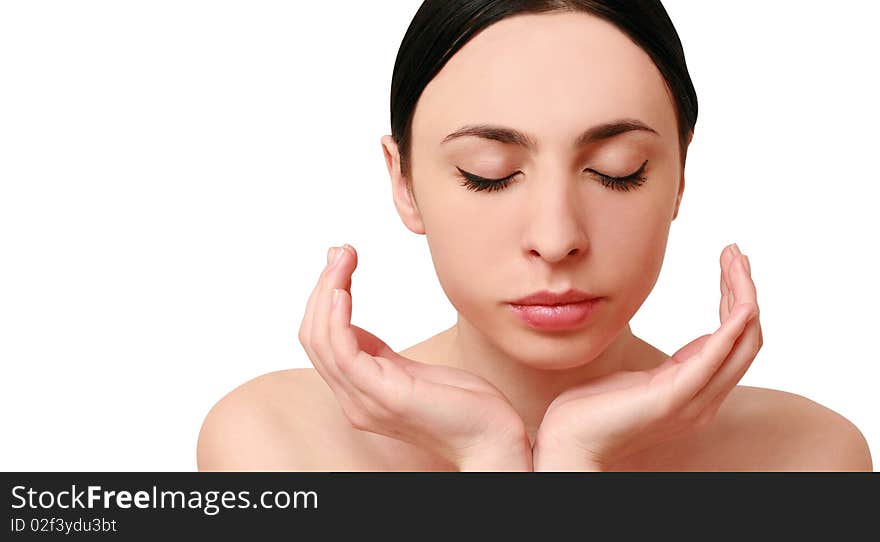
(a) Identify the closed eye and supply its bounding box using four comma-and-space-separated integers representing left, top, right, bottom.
455, 159, 649, 193
455, 167, 519, 193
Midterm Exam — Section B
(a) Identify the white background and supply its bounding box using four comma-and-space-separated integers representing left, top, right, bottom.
1, 1, 877, 471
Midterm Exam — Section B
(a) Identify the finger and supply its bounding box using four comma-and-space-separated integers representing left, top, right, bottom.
299, 246, 347, 388
312, 245, 360, 395
300, 244, 359, 350
721, 247, 762, 359
348, 323, 397, 360
743, 255, 763, 347
730, 250, 757, 310
314, 244, 396, 370
303, 245, 364, 421
336, 243, 356, 293
729, 251, 762, 359
668, 302, 757, 408
720, 244, 734, 322
721, 243, 742, 321
299, 247, 334, 346
328, 287, 384, 391
686, 313, 759, 417
399, 358, 509, 397
669, 334, 711, 364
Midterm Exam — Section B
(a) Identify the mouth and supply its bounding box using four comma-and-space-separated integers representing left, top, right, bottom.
509, 288, 599, 306
507, 296, 602, 331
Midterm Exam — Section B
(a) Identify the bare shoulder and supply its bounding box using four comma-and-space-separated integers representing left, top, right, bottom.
196, 368, 349, 471
690, 385, 873, 471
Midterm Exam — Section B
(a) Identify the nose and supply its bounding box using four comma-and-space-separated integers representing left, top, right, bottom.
522, 175, 588, 264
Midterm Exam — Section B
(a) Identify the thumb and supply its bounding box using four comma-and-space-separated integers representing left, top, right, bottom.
671, 334, 712, 363
350, 323, 397, 360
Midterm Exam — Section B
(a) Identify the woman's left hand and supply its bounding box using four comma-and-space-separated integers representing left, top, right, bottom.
532, 243, 763, 471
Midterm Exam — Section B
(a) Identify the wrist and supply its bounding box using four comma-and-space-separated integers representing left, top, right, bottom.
532, 449, 604, 472
457, 435, 534, 472
532, 432, 605, 472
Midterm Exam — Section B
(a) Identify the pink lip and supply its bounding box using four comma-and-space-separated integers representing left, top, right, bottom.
508, 290, 602, 331
509, 288, 599, 306
507, 297, 602, 331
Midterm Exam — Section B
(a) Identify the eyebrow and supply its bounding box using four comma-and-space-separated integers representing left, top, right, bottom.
440, 118, 660, 152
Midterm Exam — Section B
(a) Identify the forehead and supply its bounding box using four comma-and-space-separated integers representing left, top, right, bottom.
412, 11, 677, 151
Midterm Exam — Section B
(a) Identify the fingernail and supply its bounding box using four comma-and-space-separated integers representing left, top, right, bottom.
732, 243, 741, 255
743, 255, 751, 276
326, 246, 336, 265
332, 288, 341, 307
330, 246, 345, 268
326, 246, 343, 268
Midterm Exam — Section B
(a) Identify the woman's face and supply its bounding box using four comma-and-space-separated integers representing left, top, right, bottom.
392, 11, 688, 369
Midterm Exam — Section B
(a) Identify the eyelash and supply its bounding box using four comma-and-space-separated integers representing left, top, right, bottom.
456, 159, 649, 193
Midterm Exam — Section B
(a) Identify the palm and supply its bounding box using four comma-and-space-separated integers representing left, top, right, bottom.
350, 322, 513, 401
540, 335, 709, 468
348, 323, 523, 447
539, 336, 708, 459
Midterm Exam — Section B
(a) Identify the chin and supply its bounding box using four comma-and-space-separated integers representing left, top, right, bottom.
502, 330, 609, 370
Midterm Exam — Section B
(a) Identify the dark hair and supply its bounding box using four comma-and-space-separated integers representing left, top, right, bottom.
389, 0, 698, 188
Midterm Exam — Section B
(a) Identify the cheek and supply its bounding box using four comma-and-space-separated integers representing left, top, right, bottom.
423, 205, 500, 306
594, 199, 671, 309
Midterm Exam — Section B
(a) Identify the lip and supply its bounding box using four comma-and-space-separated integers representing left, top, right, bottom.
509, 288, 599, 306
507, 289, 602, 331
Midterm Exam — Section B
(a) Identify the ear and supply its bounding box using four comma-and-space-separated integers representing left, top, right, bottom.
672, 130, 694, 221
381, 135, 425, 235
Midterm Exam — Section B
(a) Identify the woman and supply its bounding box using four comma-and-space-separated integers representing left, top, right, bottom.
197, 0, 872, 471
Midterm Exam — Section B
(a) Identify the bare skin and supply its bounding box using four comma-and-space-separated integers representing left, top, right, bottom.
197, 11, 872, 471
197, 242, 871, 471
197, 362, 872, 472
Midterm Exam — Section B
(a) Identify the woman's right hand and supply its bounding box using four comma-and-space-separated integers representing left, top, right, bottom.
298, 243, 532, 471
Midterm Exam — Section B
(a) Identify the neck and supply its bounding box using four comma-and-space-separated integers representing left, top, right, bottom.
436, 315, 652, 446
